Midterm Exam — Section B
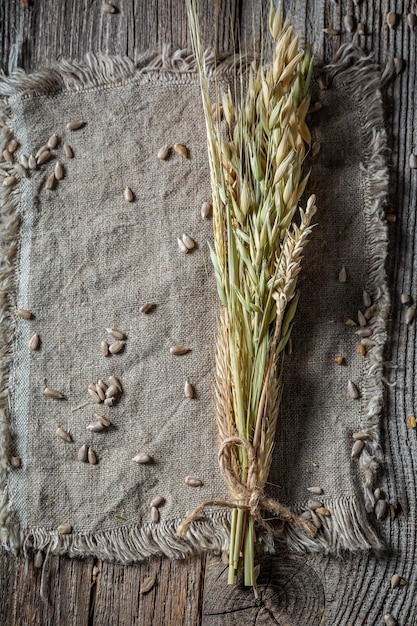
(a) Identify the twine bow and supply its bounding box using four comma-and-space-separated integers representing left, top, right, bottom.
176, 436, 317, 539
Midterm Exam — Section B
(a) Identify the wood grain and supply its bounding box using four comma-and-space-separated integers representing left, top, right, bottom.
1, 1, 417, 624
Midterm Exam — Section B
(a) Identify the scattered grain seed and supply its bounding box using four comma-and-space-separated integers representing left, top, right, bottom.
374, 488, 381, 501
311, 141, 321, 157
407, 13, 417, 30
88, 383, 97, 392
105, 384, 119, 398
347, 380, 360, 399
88, 448, 98, 465
19, 154, 29, 169
343, 316, 357, 326
108, 375, 122, 391
106, 328, 126, 340
317, 74, 329, 90
34, 551, 43, 568
386, 12, 397, 29
150, 495, 165, 508
124, 186, 134, 202
87, 421, 105, 432
384, 614, 398, 626
37, 149, 51, 165
315, 507, 331, 517
57, 523, 72, 535
177, 237, 189, 253
322, 28, 340, 36
351, 440, 365, 458
55, 161, 64, 180
47, 134, 58, 149
357, 343, 366, 356
35, 145, 49, 159
77, 444, 89, 462
352, 431, 371, 441
45, 174, 55, 190
333, 355, 345, 365
97, 380, 108, 391
2, 149, 13, 163
13, 163, 27, 178
140, 576, 156, 594
132, 453, 152, 464
139, 302, 154, 314
157, 145, 170, 160
102, 2, 118, 13
170, 345, 190, 355
28, 155, 37, 169
95, 414, 111, 427
66, 120, 85, 130
300, 510, 312, 520
88, 388, 102, 404
307, 486, 323, 495
391, 573, 401, 589
56, 427, 72, 443
310, 511, 321, 529
150, 506, 160, 522
394, 57, 404, 74
44, 387, 65, 399
365, 304, 376, 319
15, 308, 32, 319
343, 15, 355, 32
10, 456, 21, 468
356, 327, 373, 337
400, 293, 411, 304
101, 340, 109, 357
184, 380, 194, 398
2, 176, 17, 188
92, 566, 99, 577
181, 233, 196, 250
410, 153, 417, 170
405, 306, 416, 324
8, 139, 18, 153
109, 340, 125, 354
407, 415, 416, 429
375, 499, 388, 520
357, 22, 366, 36
96, 386, 105, 401
104, 397, 114, 407
363, 290, 371, 307
361, 337, 376, 347
357, 310, 367, 327
201, 201, 213, 219
307, 499, 323, 510
173, 143, 189, 158
185, 476, 202, 487
63, 143, 74, 158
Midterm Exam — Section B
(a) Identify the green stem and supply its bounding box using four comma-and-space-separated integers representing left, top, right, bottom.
228, 508, 238, 584
233, 508, 246, 570
243, 516, 255, 586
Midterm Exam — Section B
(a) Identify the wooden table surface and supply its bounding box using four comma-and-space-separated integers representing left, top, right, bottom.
1, 1, 416, 624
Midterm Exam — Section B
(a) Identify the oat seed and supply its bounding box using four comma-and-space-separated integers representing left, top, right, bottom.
307, 486, 323, 495
95, 414, 111, 427
16, 308, 32, 319
28, 333, 39, 350
63, 143, 74, 158
8, 139, 18, 153
102, 2, 118, 13
124, 186, 134, 202
101, 340, 109, 357
140, 576, 156, 594
343, 14, 354, 31
400, 293, 411, 304
157, 145, 170, 160
315, 507, 331, 517
96, 386, 105, 401
47, 134, 59, 149
2, 149, 13, 163
361, 337, 376, 347
357, 343, 366, 356
357, 22, 365, 36
363, 291, 371, 307
105, 384, 119, 398
57, 523, 72, 535
185, 476, 202, 487
19, 154, 29, 169
300, 510, 312, 520
307, 499, 323, 510
139, 302, 154, 314
181, 233, 196, 250
177, 237, 189, 253
357, 310, 367, 327
28, 154, 37, 169
88, 388, 102, 404
77, 444, 89, 462
310, 511, 321, 529
2, 176, 17, 188
338, 266, 347, 282
109, 340, 125, 354
55, 161, 64, 180
347, 380, 360, 399
56, 427, 72, 443
44, 387, 65, 399
132, 453, 152, 464
108, 375, 122, 391
150, 507, 159, 523
391, 573, 401, 589
356, 327, 373, 337
374, 488, 381, 501
352, 432, 370, 441
201, 201, 212, 219
34, 551, 43, 568
184, 380, 194, 398
35, 145, 49, 159
88, 448, 98, 465
97, 380, 108, 391
37, 149, 51, 165
106, 328, 126, 340
104, 397, 114, 407
86, 421, 105, 432
405, 306, 416, 324
173, 143, 189, 158
386, 12, 397, 29
351, 440, 364, 458
311, 141, 321, 157
170, 345, 190, 355
45, 174, 55, 190
66, 120, 85, 130
150, 495, 165, 508
407, 13, 417, 30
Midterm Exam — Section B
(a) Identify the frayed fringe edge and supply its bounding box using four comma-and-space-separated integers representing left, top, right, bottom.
323, 44, 390, 512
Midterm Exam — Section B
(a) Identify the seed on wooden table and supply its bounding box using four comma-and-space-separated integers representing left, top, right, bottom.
97, 380, 108, 391
185, 476, 202, 487
45, 174, 55, 190
343, 15, 355, 32
347, 380, 360, 399
95, 414, 111, 427
182, 233, 196, 250
307, 486, 323, 495
315, 507, 331, 517
102, 2, 118, 13
96, 386, 105, 401
47, 134, 59, 149
407, 13, 417, 30
35, 145, 48, 159
139, 302, 154, 314
384, 614, 398, 626
104, 397, 114, 407
410, 154, 417, 169
8, 139, 18, 153
177, 237, 189, 253
101, 340, 109, 357
357, 343, 366, 356
310, 511, 321, 529
184, 380, 194, 398
109, 340, 125, 354
63, 143, 74, 158
307, 499, 323, 510
56, 427, 72, 443
106, 328, 126, 340
352, 431, 370, 441
338, 266, 347, 283
55, 161, 64, 180
34, 551, 43, 568
201, 201, 212, 219
108, 375, 122, 391
394, 58, 404, 74
157, 145, 170, 160
351, 440, 364, 458
173, 143, 189, 159
407, 415, 416, 429
66, 120, 85, 130
150, 495, 165, 508
333, 355, 344, 365
57, 523, 72, 535
16, 308, 32, 319
357, 22, 366, 36
10, 456, 21, 468
124, 186, 134, 202
405, 306, 416, 324
357, 310, 367, 327
386, 12, 397, 29
37, 149, 51, 165
322, 28, 340, 36
44, 387, 65, 399
88, 448, 98, 465
361, 338, 376, 347
132, 453, 152, 464
19, 154, 29, 169
140, 576, 156, 595
170, 345, 190, 355
86, 421, 105, 432
88, 388, 102, 404
400, 293, 411, 304
105, 384, 119, 398
391, 573, 402, 589
2, 176, 17, 188
77, 444, 89, 462
374, 488, 381, 501
28, 154, 37, 169
311, 141, 321, 157
150, 507, 159, 523
2, 149, 13, 163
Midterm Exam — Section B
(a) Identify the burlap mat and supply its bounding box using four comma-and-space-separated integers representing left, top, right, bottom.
0, 45, 388, 563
